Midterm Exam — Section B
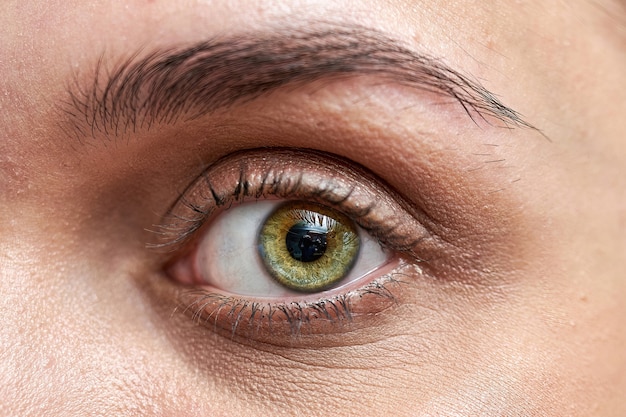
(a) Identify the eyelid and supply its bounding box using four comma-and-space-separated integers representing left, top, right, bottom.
154, 148, 436, 343
152, 148, 432, 258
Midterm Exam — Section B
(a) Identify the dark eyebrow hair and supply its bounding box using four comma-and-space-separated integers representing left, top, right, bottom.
62, 23, 534, 139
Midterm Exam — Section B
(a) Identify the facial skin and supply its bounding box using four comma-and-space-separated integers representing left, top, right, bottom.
1, 0, 625, 415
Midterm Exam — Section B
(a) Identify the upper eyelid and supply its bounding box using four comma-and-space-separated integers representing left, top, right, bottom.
60, 22, 534, 142
149, 148, 433, 258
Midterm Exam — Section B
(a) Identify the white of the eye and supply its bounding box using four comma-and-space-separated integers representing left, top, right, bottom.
194, 200, 389, 298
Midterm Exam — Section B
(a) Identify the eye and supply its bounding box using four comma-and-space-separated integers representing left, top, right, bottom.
157, 148, 434, 341
179, 200, 390, 298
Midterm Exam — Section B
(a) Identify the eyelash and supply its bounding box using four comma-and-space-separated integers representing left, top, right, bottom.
179, 273, 406, 339
153, 148, 430, 341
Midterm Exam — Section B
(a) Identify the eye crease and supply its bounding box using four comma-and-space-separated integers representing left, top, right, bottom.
159, 148, 433, 340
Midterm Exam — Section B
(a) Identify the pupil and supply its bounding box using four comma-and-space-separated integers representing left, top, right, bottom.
285, 222, 328, 262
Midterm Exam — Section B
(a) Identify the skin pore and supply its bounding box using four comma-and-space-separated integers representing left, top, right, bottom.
1, 0, 625, 416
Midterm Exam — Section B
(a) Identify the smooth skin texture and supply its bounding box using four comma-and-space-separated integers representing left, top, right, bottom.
1, 1, 625, 416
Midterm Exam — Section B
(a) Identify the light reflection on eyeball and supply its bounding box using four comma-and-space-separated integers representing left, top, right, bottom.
193, 200, 390, 298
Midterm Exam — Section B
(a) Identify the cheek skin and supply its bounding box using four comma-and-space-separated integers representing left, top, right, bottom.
0, 232, 251, 416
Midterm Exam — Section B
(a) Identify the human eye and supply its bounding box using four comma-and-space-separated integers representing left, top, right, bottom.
156, 148, 436, 343
181, 199, 390, 296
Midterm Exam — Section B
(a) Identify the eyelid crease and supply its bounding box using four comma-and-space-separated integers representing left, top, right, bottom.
149, 148, 434, 263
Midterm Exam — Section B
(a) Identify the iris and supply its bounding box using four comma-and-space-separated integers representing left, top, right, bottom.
258, 202, 360, 292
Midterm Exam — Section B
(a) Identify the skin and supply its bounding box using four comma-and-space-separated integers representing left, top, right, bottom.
1, 0, 625, 415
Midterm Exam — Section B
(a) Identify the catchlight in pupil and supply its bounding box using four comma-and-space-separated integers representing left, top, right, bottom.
258, 202, 360, 293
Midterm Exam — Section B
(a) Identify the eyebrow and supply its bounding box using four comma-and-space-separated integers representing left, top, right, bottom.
62, 23, 534, 139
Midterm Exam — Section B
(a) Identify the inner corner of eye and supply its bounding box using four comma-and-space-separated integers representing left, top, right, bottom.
173, 199, 391, 298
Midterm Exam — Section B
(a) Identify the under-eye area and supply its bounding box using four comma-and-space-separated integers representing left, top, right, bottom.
153, 148, 440, 341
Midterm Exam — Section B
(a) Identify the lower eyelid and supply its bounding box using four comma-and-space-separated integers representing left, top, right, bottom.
175, 259, 418, 344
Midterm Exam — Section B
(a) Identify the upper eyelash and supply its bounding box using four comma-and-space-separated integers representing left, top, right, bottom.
148, 148, 429, 259
151, 182, 368, 251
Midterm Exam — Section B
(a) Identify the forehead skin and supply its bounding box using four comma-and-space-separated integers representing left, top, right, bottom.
1, 1, 625, 416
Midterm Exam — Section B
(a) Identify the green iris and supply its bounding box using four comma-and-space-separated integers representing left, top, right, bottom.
258, 202, 360, 292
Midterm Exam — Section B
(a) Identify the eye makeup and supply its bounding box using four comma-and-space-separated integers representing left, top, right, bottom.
155, 149, 433, 253
156, 148, 439, 343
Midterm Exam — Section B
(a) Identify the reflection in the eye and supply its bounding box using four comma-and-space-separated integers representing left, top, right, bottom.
160, 149, 433, 340
285, 219, 329, 263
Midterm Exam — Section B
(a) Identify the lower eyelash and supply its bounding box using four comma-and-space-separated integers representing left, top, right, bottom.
178, 272, 408, 340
